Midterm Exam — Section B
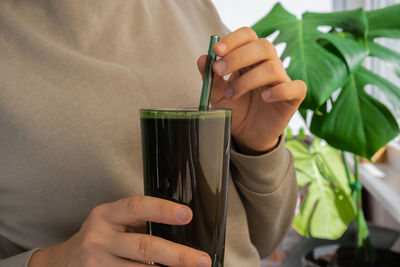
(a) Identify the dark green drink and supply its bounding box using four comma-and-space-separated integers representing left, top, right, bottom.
140, 109, 231, 267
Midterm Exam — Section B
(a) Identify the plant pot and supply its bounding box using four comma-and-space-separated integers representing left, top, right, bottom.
302, 244, 400, 267
281, 224, 400, 267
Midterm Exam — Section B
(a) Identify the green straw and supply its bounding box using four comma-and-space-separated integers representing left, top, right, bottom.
199, 35, 220, 111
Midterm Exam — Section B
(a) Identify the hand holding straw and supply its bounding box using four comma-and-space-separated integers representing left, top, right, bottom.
199, 35, 220, 111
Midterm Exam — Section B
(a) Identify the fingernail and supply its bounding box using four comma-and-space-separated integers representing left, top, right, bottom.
178, 206, 190, 222
262, 90, 272, 101
217, 42, 227, 53
198, 255, 211, 267
214, 60, 226, 74
224, 86, 234, 99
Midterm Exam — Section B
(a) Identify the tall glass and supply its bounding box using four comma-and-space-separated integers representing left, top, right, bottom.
140, 108, 231, 267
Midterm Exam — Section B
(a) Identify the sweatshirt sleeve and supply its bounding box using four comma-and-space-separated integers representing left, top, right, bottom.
230, 136, 298, 258
0, 249, 40, 267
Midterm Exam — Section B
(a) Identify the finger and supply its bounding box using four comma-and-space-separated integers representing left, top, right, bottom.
197, 54, 229, 105
113, 255, 159, 267
213, 27, 258, 57
197, 55, 207, 78
82, 250, 156, 267
126, 223, 146, 234
261, 80, 307, 104
109, 232, 212, 267
197, 54, 226, 84
226, 60, 290, 100
210, 71, 239, 105
213, 38, 278, 76
100, 196, 193, 227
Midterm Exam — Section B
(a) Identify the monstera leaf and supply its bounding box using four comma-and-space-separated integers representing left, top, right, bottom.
286, 138, 356, 239
367, 4, 400, 85
311, 68, 400, 158
367, 4, 400, 39
253, 3, 400, 159
252, 3, 368, 109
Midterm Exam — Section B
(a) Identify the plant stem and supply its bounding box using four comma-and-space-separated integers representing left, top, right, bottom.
354, 155, 360, 208
341, 152, 355, 197
353, 154, 376, 265
354, 154, 363, 248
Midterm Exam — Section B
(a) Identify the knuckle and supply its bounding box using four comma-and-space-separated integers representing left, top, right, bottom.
138, 236, 154, 259
81, 231, 103, 252
277, 69, 289, 83
81, 257, 98, 267
158, 201, 168, 219
258, 38, 273, 51
240, 26, 258, 39
267, 60, 283, 76
229, 50, 242, 69
232, 79, 246, 95
258, 38, 277, 58
127, 196, 145, 215
177, 250, 188, 264
88, 205, 106, 220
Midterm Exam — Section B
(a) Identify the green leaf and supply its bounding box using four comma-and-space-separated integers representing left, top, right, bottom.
252, 3, 297, 38
308, 183, 354, 239
292, 184, 318, 237
286, 139, 356, 239
367, 4, 400, 39
356, 67, 400, 113
320, 33, 368, 73
357, 210, 370, 246
298, 128, 306, 139
303, 8, 367, 37
252, 3, 359, 109
369, 40, 400, 64
367, 4, 400, 78
254, 4, 400, 158
369, 40, 400, 78
286, 140, 314, 187
311, 140, 351, 194
285, 127, 293, 139
299, 107, 308, 121
310, 72, 399, 158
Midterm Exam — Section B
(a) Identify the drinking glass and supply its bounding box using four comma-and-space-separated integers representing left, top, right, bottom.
140, 108, 231, 267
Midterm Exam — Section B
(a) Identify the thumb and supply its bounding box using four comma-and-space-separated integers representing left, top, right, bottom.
196, 55, 207, 79
197, 54, 228, 106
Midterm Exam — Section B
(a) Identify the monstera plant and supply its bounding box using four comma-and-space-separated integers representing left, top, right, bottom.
252, 3, 400, 265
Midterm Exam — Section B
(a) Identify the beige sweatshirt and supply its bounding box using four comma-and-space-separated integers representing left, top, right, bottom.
0, 0, 297, 266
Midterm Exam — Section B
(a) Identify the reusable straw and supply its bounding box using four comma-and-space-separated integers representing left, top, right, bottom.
199, 35, 220, 111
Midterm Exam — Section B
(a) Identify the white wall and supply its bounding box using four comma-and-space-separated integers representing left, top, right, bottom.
210, 0, 332, 31
210, 0, 333, 133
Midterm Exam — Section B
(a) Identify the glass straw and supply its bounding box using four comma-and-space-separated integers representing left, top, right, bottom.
199, 35, 220, 111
